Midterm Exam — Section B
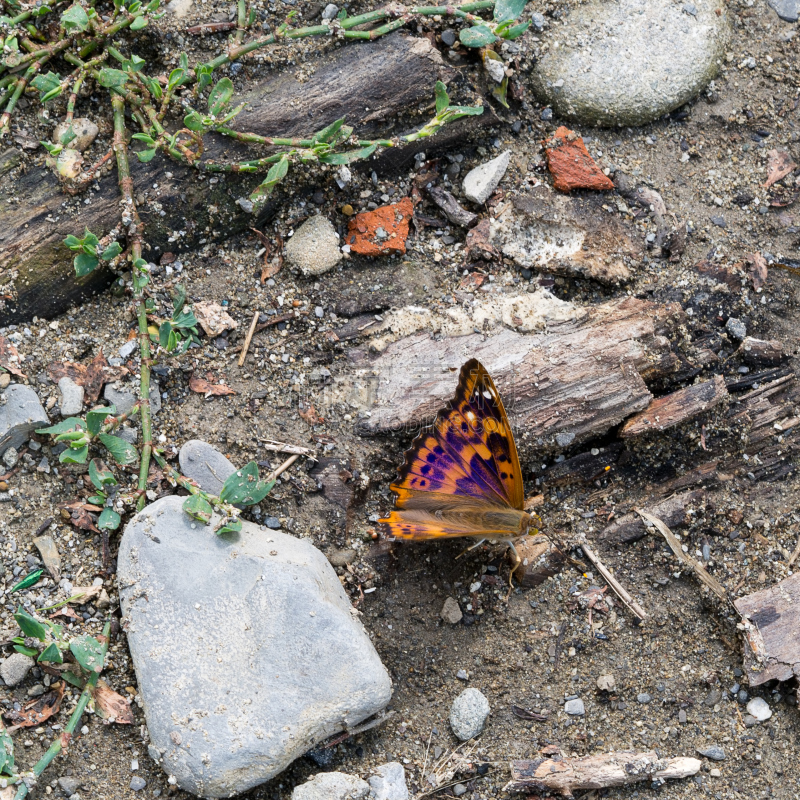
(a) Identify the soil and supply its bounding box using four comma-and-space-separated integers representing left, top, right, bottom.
2, 0, 800, 799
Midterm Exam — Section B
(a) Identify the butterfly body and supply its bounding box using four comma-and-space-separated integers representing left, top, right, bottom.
380, 359, 536, 550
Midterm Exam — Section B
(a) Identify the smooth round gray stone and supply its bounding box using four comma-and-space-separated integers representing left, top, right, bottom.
768, 0, 799, 22
449, 688, 490, 740
57, 777, 82, 796
117, 496, 392, 797
291, 772, 370, 800
178, 439, 236, 495
103, 382, 160, 417
368, 762, 409, 800
726, 317, 747, 341
285, 215, 342, 276
0, 653, 34, 687
58, 377, 84, 417
530, 0, 730, 127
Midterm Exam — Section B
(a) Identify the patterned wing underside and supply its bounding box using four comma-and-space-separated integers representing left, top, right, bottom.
387, 359, 524, 517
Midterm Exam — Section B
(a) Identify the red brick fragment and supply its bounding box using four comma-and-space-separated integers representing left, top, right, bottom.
346, 198, 413, 257
544, 126, 614, 193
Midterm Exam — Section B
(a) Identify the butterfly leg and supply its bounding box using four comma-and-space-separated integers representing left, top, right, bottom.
503, 538, 523, 591
455, 538, 487, 560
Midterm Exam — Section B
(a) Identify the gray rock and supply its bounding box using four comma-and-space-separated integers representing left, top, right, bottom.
703, 688, 722, 706
285, 216, 342, 276
104, 383, 160, 416
564, 698, 585, 716
53, 118, 99, 151
321, 3, 339, 20
530, 0, 729, 126
456, 669, 468, 681
440, 597, 463, 625
291, 772, 370, 800
462, 150, 511, 205
178, 440, 236, 495
441, 28, 457, 46
118, 496, 392, 796
0, 384, 49, 459
58, 377, 84, 417
768, 0, 799, 21
57, 777, 81, 796
746, 697, 772, 721
637, 693, 652, 704
1, 653, 34, 686
2, 446, 18, 468
697, 745, 725, 761
453, 785, 468, 798
119, 340, 138, 359
129, 777, 146, 791
368, 762, 408, 800
531, 11, 545, 30
726, 317, 747, 341
555, 431, 575, 448
449, 688, 490, 740
327, 548, 357, 567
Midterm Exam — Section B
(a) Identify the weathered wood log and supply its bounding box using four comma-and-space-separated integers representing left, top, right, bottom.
737, 336, 786, 367
355, 296, 684, 456
619, 375, 728, 438
504, 751, 701, 796
734, 572, 800, 686
0, 34, 449, 324
598, 489, 705, 544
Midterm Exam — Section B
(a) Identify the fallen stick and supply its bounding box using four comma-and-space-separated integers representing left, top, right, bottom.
580, 543, 648, 621
504, 751, 701, 797
636, 509, 728, 603
238, 310, 260, 367
264, 453, 300, 483
259, 439, 314, 457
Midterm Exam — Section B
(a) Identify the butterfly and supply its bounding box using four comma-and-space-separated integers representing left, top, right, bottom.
379, 358, 536, 558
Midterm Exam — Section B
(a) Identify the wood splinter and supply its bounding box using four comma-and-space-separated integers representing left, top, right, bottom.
504, 751, 701, 797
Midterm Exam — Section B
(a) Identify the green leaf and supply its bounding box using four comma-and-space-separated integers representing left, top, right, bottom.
183, 494, 213, 524
100, 241, 122, 261
61, 3, 89, 31
13, 644, 39, 658
493, 0, 527, 23
317, 143, 378, 166
89, 457, 117, 488
98, 508, 121, 531
130, 14, 147, 29
179, 52, 189, 70
74, 252, 99, 276
136, 148, 157, 163
158, 321, 173, 349
249, 155, 289, 204
195, 64, 213, 93
10, 569, 43, 594
459, 24, 497, 47
131, 133, 156, 146
216, 517, 242, 536
0, 726, 15, 777
219, 461, 275, 505
70, 634, 104, 674
502, 20, 530, 39
122, 53, 146, 72
208, 77, 234, 116
14, 608, 47, 641
172, 284, 187, 315
172, 308, 197, 330
87, 494, 106, 505
60, 445, 88, 464
167, 68, 185, 91
312, 117, 346, 145
97, 68, 129, 90
62, 670, 83, 688
87, 405, 116, 436
435, 80, 450, 115
31, 71, 61, 101
98, 434, 138, 465
492, 76, 509, 108
444, 105, 484, 122
184, 109, 205, 131
38, 642, 63, 664
36, 417, 85, 435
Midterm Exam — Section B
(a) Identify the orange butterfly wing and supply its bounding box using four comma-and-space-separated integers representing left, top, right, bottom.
380, 359, 526, 542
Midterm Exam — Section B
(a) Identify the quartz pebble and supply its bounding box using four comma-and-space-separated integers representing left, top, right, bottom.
746, 697, 772, 722
462, 151, 511, 205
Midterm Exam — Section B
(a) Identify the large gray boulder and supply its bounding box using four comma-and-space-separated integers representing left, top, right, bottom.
118, 496, 392, 797
530, 0, 730, 127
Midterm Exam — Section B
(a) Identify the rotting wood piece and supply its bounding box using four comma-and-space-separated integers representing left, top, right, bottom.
620, 375, 728, 438
511, 534, 566, 588
0, 35, 450, 324
504, 751, 701, 796
356, 297, 683, 454
734, 572, 800, 687
540, 442, 624, 488
737, 336, 787, 368
598, 489, 705, 545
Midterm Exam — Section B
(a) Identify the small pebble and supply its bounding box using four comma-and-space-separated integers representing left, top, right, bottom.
697, 745, 725, 761
726, 317, 747, 341
456, 669, 468, 681
129, 776, 146, 791
746, 697, 772, 721
637, 693, 651, 704
564, 698, 585, 716
449, 688, 490, 740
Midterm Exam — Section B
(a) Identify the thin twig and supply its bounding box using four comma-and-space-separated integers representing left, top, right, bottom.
237, 310, 259, 367
636, 509, 729, 603
580, 543, 648, 621
259, 439, 314, 456
265, 453, 300, 482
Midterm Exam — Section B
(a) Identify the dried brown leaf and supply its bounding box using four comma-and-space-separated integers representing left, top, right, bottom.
749, 252, 768, 290
48, 350, 127, 404
91, 679, 134, 724
510, 705, 549, 721
0, 335, 26, 379
188, 374, 237, 398
764, 149, 797, 188
4, 683, 64, 728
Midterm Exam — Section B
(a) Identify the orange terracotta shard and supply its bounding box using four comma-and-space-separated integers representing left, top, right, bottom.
544, 126, 615, 193
346, 198, 413, 256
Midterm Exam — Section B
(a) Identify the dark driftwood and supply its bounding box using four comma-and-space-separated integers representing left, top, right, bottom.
734, 572, 800, 686
0, 35, 448, 324
356, 297, 683, 454
598, 489, 705, 544
620, 375, 728, 438
504, 752, 701, 796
